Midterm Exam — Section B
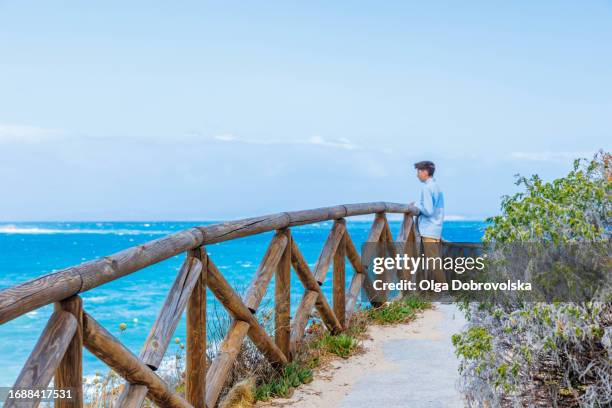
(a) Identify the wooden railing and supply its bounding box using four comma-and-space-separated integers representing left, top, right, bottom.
0, 202, 433, 408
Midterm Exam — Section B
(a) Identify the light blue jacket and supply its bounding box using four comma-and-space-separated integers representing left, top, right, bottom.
416, 178, 444, 239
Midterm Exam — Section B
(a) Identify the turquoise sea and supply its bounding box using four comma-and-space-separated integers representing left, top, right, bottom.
0, 219, 485, 386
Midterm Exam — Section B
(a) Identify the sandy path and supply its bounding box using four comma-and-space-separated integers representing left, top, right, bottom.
257, 304, 466, 408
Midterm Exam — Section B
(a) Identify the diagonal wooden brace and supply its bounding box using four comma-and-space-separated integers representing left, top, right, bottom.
115, 254, 203, 407
206, 259, 287, 366
205, 240, 289, 408
290, 220, 346, 354
344, 231, 366, 320
5, 311, 77, 408
243, 232, 288, 312
82, 312, 192, 408
290, 240, 342, 334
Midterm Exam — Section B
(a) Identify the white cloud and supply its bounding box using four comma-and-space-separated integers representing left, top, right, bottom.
509, 151, 595, 163
210, 133, 367, 152
213, 133, 237, 142
305, 135, 360, 150
0, 124, 64, 143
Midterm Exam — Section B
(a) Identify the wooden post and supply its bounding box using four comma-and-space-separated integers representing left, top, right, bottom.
275, 229, 292, 359
54, 296, 83, 408
186, 247, 207, 408
333, 222, 346, 328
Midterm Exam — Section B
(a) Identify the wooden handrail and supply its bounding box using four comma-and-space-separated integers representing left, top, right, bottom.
2, 201, 489, 408
0, 202, 416, 325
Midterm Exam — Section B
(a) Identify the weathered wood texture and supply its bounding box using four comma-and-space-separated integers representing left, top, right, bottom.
118, 253, 206, 407
203, 234, 290, 407
205, 238, 292, 408
290, 240, 342, 334
313, 220, 346, 283
5, 311, 77, 408
54, 296, 83, 408
0, 200, 492, 408
376, 220, 391, 303
0, 203, 439, 408
345, 271, 365, 320
344, 232, 364, 275
367, 213, 386, 243
115, 385, 148, 408
244, 232, 288, 312
186, 248, 207, 408
344, 230, 367, 320
291, 220, 346, 353
205, 321, 250, 408
382, 217, 403, 301
333, 231, 346, 328
0, 203, 417, 325
397, 214, 418, 287
115, 254, 203, 408
357, 214, 389, 306
397, 213, 415, 243
275, 229, 292, 359
82, 313, 191, 408
142, 256, 204, 370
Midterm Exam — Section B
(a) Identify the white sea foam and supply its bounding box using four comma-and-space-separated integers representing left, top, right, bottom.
0, 225, 171, 235
81, 296, 109, 304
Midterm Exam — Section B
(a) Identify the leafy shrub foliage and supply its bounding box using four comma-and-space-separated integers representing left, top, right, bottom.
455, 151, 611, 407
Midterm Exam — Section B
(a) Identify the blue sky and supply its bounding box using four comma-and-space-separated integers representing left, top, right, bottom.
0, 1, 610, 220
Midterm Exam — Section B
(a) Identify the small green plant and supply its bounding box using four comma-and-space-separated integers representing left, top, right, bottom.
312, 333, 359, 358
367, 295, 429, 324
254, 362, 313, 401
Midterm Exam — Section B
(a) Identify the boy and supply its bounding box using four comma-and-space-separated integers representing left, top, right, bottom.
412, 161, 446, 283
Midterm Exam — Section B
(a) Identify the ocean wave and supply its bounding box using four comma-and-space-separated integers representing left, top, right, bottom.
81, 296, 110, 304
0, 225, 172, 235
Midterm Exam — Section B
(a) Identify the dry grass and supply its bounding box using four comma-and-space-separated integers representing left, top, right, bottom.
219, 377, 256, 408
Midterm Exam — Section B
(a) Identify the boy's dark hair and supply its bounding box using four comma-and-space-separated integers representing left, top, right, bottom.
414, 160, 435, 176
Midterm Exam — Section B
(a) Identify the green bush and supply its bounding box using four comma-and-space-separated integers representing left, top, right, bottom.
454, 151, 611, 408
